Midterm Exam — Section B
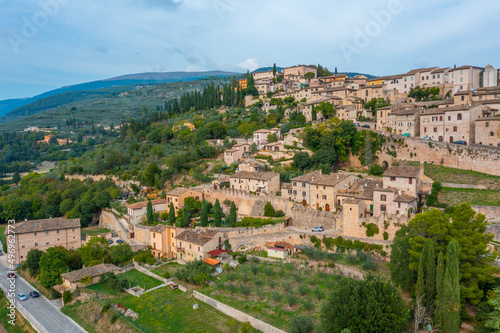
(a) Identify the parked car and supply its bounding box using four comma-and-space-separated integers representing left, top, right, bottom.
311, 226, 324, 232
421, 136, 430, 140
107, 238, 113, 244
17, 293, 27, 301
116, 239, 125, 244
354, 122, 360, 126
29, 291, 40, 298
402, 133, 411, 137
361, 125, 370, 128
7, 272, 16, 278
454, 140, 467, 145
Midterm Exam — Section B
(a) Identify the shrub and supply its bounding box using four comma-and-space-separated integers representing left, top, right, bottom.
110, 312, 120, 324
301, 298, 314, 311
346, 254, 359, 265
226, 283, 237, 294
134, 251, 155, 265
101, 301, 111, 314
176, 260, 214, 285
62, 290, 72, 304
239, 284, 250, 295
271, 291, 282, 303
79, 275, 93, 285
263, 266, 275, 277
241, 322, 253, 333
250, 264, 259, 275
249, 256, 260, 264
365, 223, 380, 237
275, 210, 285, 217
368, 164, 385, 176
163, 271, 170, 279
290, 315, 314, 333
361, 258, 378, 271
383, 232, 389, 240
298, 285, 309, 296
286, 295, 298, 307
313, 286, 323, 300
238, 254, 248, 264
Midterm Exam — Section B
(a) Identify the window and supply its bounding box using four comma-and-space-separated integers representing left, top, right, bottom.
461, 96, 465, 101
302, 191, 306, 196
448, 116, 451, 121
390, 177, 396, 181
398, 202, 401, 208
72, 228, 75, 232
57, 230, 60, 234
189, 244, 191, 249
439, 116, 443, 121
490, 132, 494, 137
434, 127, 437, 133
45, 231, 49, 235
453, 126, 457, 132
380, 205, 387, 212
35, 243, 38, 247
302, 183, 306, 188
153, 243, 156, 249
457, 113, 463, 121
322, 195, 327, 200
172, 233, 174, 237
486, 122, 489, 127
424, 127, 427, 132
460, 78, 463, 82
34, 232, 37, 236
57, 239, 60, 241
381, 195, 386, 201
46, 242, 49, 246
293, 190, 297, 195
21, 245, 25, 249
198, 247, 200, 251
409, 178, 413, 184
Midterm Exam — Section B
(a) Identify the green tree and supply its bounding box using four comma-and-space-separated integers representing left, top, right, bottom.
250, 143, 258, 154
304, 72, 315, 80
485, 286, 500, 331
440, 241, 460, 333
38, 246, 69, 289
264, 202, 275, 217
290, 315, 314, 333
12, 171, 21, 184
93, 191, 111, 209
435, 251, 445, 327
405, 205, 495, 305
267, 133, 278, 143
229, 202, 237, 227
214, 199, 222, 227
425, 240, 436, 313
93, 153, 106, 174
273, 63, 277, 77
78, 236, 109, 267
146, 201, 154, 224
200, 199, 208, 227
25, 248, 44, 276
293, 152, 314, 171
169, 202, 176, 225
321, 275, 407, 333
110, 243, 134, 265
182, 200, 191, 227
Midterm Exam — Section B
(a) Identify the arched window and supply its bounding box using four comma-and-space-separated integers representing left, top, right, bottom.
439, 116, 443, 121
457, 113, 462, 120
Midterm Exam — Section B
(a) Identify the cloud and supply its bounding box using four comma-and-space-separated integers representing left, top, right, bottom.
237, 58, 259, 72
134, 0, 183, 9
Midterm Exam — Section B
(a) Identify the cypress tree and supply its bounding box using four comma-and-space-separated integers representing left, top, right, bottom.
273, 63, 277, 76
425, 240, 436, 313
168, 202, 176, 226
416, 243, 427, 302
200, 199, 208, 227
229, 202, 237, 227
214, 199, 222, 227
183, 201, 191, 228
146, 201, 154, 224
435, 251, 445, 326
441, 241, 461, 333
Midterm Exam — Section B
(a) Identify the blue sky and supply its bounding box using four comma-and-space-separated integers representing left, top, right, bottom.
1, 0, 499, 100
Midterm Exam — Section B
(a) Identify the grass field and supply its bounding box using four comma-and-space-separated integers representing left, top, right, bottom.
151, 262, 182, 278
439, 187, 500, 207
86, 270, 162, 294
81, 227, 111, 238
202, 261, 343, 331
0, 294, 36, 333
424, 163, 500, 189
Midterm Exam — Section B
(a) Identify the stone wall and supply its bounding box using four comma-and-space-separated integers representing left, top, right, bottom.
133, 262, 168, 283
134, 224, 152, 245
472, 205, 500, 221
229, 231, 303, 252
486, 224, 500, 242
100, 210, 129, 239
289, 205, 342, 231
374, 132, 500, 176
65, 174, 140, 187
193, 291, 286, 333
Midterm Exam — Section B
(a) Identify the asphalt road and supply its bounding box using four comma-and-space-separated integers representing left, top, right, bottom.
0, 259, 86, 333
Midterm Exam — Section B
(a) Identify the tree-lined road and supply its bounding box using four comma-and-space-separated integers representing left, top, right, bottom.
0, 259, 86, 333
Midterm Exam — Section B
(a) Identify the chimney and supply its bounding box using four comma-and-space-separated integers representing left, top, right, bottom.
398, 189, 402, 195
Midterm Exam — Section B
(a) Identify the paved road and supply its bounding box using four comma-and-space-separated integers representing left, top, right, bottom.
0, 259, 86, 333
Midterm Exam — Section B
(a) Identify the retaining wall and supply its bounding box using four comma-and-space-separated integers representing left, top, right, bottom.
193, 291, 286, 333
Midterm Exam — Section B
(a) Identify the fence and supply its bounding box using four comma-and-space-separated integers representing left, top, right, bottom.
193, 291, 286, 333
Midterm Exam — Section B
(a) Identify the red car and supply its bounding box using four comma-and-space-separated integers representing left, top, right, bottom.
7, 272, 16, 278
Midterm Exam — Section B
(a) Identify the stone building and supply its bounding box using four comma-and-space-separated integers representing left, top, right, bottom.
150, 224, 178, 259
127, 199, 167, 225
382, 166, 423, 197
224, 143, 252, 165
229, 171, 280, 195
475, 117, 500, 146
6, 218, 81, 265
166, 188, 203, 213
283, 65, 317, 78
175, 229, 224, 261
58, 263, 120, 291
388, 108, 420, 137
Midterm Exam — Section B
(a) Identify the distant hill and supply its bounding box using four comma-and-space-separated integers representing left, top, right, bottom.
0, 70, 241, 118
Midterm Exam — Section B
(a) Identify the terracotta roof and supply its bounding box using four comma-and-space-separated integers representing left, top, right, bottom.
150, 224, 169, 233
127, 199, 166, 210
394, 194, 418, 203
6, 218, 80, 235
291, 171, 321, 183
310, 174, 352, 187
267, 247, 287, 252
61, 264, 119, 283
207, 249, 229, 256
356, 189, 375, 200
203, 258, 221, 266
176, 229, 219, 246
254, 129, 271, 133
166, 188, 193, 197
229, 171, 279, 181
384, 166, 421, 178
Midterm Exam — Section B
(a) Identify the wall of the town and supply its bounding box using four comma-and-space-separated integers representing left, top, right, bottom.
471, 205, 500, 221
134, 224, 152, 245
374, 133, 500, 176
100, 210, 129, 239
229, 231, 303, 252
193, 291, 287, 333
289, 205, 341, 231
486, 224, 500, 242
65, 174, 140, 187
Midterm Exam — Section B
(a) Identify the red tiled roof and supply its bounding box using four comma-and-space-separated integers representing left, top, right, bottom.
207, 249, 229, 256
204, 258, 221, 266
267, 247, 287, 252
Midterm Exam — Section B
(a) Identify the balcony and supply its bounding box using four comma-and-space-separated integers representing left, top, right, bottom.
176, 247, 185, 253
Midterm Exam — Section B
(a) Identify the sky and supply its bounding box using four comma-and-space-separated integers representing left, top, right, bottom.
1, 0, 500, 100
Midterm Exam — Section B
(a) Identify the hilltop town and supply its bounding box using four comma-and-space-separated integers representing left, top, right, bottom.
1, 63, 500, 333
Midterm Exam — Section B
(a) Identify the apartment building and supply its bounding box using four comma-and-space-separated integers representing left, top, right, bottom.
253, 128, 281, 146
150, 224, 178, 259
127, 199, 167, 225
283, 65, 317, 78
309, 173, 359, 212
229, 171, 280, 194
166, 188, 203, 213
6, 218, 81, 265
382, 166, 423, 197
388, 108, 420, 137
475, 118, 500, 146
